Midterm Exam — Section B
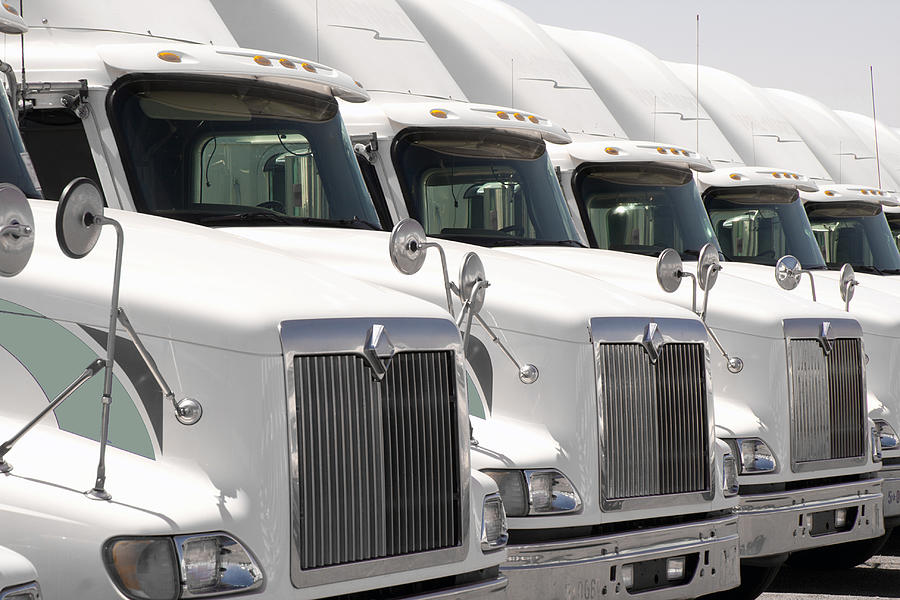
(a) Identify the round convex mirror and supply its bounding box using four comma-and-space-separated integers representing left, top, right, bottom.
56, 178, 105, 259
389, 218, 428, 275
697, 243, 721, 292
459, 252, 487, 315
775, 255, 802, 291
0, 184, 35, 277
839, 263, 857, 304
656, 248, 683, 293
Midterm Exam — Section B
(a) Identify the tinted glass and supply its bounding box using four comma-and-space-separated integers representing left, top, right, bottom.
0, 88, 41, 197
393, 129, 581, 247
705, 187, 826, 268
108, 76, 380, 230
805, 201, 900, 274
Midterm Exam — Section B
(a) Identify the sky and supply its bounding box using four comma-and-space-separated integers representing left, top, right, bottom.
505, 0, 900, 127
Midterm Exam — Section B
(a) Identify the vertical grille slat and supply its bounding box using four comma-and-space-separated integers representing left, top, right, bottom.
788, 338, 865, 465
295, 351, 459, 570
598, 342, 709, 501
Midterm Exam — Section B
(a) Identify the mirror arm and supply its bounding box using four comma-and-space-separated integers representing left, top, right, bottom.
0, 358, 105, 474
472, 313, 539, 384
116, 308, 202, 426
805, 272, 817, 302
679, 271, 698, 313
0, 223, 32, 239
845, 280, 858, 312
699, 263, 722, 320
422, 241, 456, 319
85, 215, 123, 501
458, 280, 489, 352
700, 319, 743, 374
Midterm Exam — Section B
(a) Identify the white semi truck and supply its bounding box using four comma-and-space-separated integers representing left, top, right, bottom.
8, 2, 743, 599
0, 7, 513, 599
396, 1, 887, 596
547, 28, 900, 569
216, 2, 745, 599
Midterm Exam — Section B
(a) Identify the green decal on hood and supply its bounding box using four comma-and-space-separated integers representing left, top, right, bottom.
0, 298, 154, 459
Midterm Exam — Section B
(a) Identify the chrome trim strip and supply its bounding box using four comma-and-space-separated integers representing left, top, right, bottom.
590, 318, 715, 511
402, 574, 508, 600
280, 317, 470, 588
0, 582, 40, 600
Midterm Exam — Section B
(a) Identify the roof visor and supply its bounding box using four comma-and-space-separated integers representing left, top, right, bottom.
802, 184, 900, 206
96, 43, 370, 103
0, 1, 26, 33
700, 167, 819, 193
380, 101, 571, 144
564, 139, 713, 172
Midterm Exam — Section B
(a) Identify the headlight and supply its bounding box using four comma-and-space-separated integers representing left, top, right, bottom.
874, 419, 899, 451
726, 438, 776, 474
482, 469, 582, 517
0, 582, 41, 600
873, 426, 884, 462
722, 453, 739, 496
480, 493, 508, 551
104, 533, 263, 600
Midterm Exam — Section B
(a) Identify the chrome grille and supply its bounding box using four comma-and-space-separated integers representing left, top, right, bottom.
294, 350, 460, 570
598, 342, 710, 500
788, 338, 865, 464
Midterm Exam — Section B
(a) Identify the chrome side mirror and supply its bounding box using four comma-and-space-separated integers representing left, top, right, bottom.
388, 220, 538, 384
655, 245, 741, 373
57, 179, 201, 501
839, 263, 858, 312
0, 184, 34, 277
775, 255, 817, 301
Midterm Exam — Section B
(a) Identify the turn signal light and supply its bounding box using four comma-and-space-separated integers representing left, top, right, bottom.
157, 52, 182, 63
253, 55, 272, 66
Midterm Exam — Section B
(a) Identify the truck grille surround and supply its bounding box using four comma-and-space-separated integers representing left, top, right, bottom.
597, 342, 711, 501
787, 336, 866, 467
294, 350, 461, 569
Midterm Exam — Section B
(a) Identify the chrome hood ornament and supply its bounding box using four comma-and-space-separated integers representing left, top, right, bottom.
641, 322, 664, 364
363, 323, 396, 381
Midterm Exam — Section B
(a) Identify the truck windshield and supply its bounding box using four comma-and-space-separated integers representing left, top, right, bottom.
805, 202, 900, 274
393, 129, 582, 247
108, 76, 380, 230
572, 164, 721, 260
885, 211, 900, 252
0, 84, 41, 197
704, 187, 826, 268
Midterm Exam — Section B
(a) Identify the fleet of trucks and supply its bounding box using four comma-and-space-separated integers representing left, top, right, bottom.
2, 1, 900, 599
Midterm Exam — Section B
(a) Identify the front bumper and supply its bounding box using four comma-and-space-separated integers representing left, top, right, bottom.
738, 477, 884, 560
500, 514, 739, 600
405, 574, 509, 599
881, 464, 900, 519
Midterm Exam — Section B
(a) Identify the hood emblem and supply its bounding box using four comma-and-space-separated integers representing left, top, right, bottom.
363, 324, 396, 381
818, 321, 834, 355
641, 322, 664, 363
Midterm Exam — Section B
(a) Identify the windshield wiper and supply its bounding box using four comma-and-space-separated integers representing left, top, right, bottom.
852, 264, 887, 275
195, 212, 381, 230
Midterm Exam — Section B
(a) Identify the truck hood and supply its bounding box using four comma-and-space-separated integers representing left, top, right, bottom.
12, 202, 452, 354
499, 247, 858, 340
223, 227, 702, 343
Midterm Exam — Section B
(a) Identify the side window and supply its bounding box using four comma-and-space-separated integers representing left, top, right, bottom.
19, 110, 101, 200
355, 154, 393, 228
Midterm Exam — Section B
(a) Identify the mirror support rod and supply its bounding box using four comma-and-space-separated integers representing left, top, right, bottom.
456, 280, 489, 351
807, 273, 817, 302
680, 271, 698, 313
473, 313, 539, 384
699, 264, 722, 320
85, 215, 123, 501
0, 359, 105, 474
117, 308, 202, 426
422, 241, 455, 318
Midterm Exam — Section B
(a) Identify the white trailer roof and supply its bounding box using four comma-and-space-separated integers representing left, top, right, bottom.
764, 87, 897, 190
397, 0, 626, 138
212, 0, 466, 101
834, 109, 900, 190
544, 26, 742, 167
667, 62, 833, 183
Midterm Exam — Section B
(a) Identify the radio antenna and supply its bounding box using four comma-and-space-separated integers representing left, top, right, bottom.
870, 65, 882, 189
695, 14, 700, 152
18, 0, 25, 116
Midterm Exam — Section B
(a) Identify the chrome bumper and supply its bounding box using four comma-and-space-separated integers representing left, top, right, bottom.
738, 477, 884, 560
882, 465, 900, 519
405, 574, 508, 599
500, 515, 739, 600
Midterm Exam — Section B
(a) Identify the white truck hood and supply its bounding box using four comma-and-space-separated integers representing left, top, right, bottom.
222, 227, 704, 344
11, 202, 455, 355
